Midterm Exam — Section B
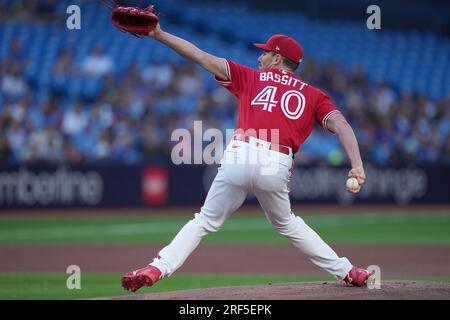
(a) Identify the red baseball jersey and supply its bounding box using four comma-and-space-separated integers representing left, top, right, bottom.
215, 59, 340, 154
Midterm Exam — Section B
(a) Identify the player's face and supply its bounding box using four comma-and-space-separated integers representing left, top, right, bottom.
258, 51, 277, 71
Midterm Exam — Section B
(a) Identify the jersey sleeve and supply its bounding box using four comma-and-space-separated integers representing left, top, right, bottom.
314, 90, 341, 133
214, 59, 255, 96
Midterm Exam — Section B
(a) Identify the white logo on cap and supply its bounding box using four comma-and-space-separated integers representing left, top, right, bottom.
276, 46, 280, 50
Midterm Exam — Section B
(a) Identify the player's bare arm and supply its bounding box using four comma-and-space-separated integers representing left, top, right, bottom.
326, 112, 366, 194
148, 23, 229, 81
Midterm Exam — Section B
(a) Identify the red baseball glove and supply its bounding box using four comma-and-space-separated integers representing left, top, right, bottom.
111, 4, 160, 38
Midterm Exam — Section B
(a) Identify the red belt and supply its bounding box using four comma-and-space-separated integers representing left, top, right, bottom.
232, 134, 293, 157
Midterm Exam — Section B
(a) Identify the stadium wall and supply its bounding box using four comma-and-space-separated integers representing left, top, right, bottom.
0, 164, 448, 209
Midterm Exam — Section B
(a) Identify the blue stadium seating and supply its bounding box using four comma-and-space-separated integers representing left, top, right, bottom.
1, 0, 448, 101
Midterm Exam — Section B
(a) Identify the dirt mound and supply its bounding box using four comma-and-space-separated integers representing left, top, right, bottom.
99, 281, 450, 300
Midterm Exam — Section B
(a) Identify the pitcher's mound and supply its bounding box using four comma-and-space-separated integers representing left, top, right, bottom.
99, 280, 450, 300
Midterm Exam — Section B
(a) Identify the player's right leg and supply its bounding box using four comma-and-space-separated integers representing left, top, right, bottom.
254, 186, 355, 281
251, 150, 354, 282
122, 165, 248, 292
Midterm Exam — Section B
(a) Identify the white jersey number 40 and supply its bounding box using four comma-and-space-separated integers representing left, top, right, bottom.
251, 86, 306, 120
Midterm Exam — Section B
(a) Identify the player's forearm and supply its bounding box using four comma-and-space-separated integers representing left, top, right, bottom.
329, 115, 363, 168
337, 126, 363, 168
153, 30, 205, 64
152, 30, 228, 80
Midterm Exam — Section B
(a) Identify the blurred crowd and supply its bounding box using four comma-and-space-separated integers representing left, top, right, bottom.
0, 0, 62, 24
299, 60, 450, 166
1, 34, 449, 167
0, 37, 237, 165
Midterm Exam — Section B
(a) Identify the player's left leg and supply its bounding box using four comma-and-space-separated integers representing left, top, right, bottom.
150, 165, 248, 277
122, 139, 255, 292
122, 166, 248, 292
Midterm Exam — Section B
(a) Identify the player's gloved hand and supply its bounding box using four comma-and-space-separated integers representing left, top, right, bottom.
347, 165, 365, 194
111, 4, 160, 38
148, 22, 162, 39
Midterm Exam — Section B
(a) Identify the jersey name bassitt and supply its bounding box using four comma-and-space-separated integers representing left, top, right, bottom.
259, 71, 308, 91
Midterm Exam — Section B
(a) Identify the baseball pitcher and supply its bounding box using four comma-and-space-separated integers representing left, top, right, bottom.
106, 4, 374, 292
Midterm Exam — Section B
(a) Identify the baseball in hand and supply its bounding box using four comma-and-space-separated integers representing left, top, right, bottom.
346, 177, 359, 191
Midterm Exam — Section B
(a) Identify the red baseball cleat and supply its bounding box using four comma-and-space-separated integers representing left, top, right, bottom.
121, 265, 162, 292
343, 266, 374, 287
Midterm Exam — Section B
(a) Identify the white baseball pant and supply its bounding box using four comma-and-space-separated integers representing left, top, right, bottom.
150, 137, 353, 280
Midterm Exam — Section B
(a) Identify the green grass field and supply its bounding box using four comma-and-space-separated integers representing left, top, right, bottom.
1, 209, 449, 299
2, 273, 450, 300
0, 273, 335, 300
1, 211, 450, 245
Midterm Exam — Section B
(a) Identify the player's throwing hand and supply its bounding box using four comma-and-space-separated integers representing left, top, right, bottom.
347, 165, 365, 193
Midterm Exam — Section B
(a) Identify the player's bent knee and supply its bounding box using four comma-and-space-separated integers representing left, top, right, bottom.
194, 212, 223, 233
268, 214, 303, 236
275, 225, 293, 236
